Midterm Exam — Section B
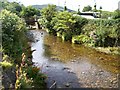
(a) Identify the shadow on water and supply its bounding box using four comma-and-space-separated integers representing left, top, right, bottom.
28, 30, 119, 88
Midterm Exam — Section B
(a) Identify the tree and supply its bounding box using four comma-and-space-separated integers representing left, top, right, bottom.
52, 11, 75, 32
40, 4, 57, 33
101, 11, 112, 19
40, 4, 57, 22
51, 11, 76, 40
112, 9, 120, 19
82, 5, 92, 12
51, 11, 88, 40
0, 1, 24, 16
20, 6, 40, 18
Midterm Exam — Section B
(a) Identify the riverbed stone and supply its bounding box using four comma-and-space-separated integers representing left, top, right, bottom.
112, 78, 117, 81
81, 72, 85, 74
46, 65, 51, 67
71, 60, 76, 62
110, 78, 118, 84
62, 67, 70, 70
51, 57, 59, 61
99, 57, 104, 60
65, 83, 70, 87
67, 70, 75, 74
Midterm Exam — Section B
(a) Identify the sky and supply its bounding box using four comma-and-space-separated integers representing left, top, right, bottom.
8, 0, 120, 12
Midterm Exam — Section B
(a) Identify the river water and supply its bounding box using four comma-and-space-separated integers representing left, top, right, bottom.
28, 30, 120, 88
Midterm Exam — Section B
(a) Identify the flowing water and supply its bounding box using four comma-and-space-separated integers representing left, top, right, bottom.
28, 30, 120, 88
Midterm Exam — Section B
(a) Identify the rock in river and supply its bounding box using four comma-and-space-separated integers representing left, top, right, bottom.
65, 83, 70, 87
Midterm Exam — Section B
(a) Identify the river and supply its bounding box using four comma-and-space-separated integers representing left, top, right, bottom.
27, 30, 119, 88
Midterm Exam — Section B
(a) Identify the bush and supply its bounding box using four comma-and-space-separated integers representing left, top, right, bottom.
25, 66, 47, 88
101, 11, 113, 19
72, 35, 91, 44
15, 70, 33, 89
112, 9, 120, 19
16, 55, 47, 89
82, 19, 120, 47
0, 61, 13, 69
1, 9, 27, 63
52, 11, 75, 32
74, 16, 88, 35
40, 4, 57, 33
51, 11, 88, 41
62, 32, 72, 41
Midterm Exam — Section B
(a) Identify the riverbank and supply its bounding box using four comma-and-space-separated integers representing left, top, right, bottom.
39, 6, 120, 55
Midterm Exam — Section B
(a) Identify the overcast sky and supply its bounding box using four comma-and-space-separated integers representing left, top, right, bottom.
8, 0, 120, 11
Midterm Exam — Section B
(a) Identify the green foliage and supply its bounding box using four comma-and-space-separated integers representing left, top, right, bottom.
95, 27, 109, 47
72, 35, 91, 44
82, 19, 120, 47
52, 11, 75, 32
62, 32, 72, 41
20, 6, 40, 18
39, 3, 119, 49
52, 11, 88, 40
25, 66, 46, 88
1, 54, 13, 69
101, 11, 113, 19
0, 1, 24, 16
15, 70, 33, 89
112, 9, 120, 19
26, 66, 40, 79
1, 9, 27, 63
74, 16, 88, 35
15, 53, 47, 89
1, 6, 46, 89
40, 4, 57, 22
82, 5, 92, 12
0, 61, 13, 69
40, 4, 57, 33
52, 11, 76, 40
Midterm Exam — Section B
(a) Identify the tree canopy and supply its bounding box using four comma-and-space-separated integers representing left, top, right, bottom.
40, 4, 57, 22
20, 6, 40, 18
112, 9, 120, 19
82, 5, 92, 12
0, 1, 24, 15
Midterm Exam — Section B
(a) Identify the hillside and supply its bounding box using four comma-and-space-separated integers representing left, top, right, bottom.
32, 4, 75, 12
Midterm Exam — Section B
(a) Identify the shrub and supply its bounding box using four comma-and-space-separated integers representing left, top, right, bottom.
62, 32, 72, 41
40, 4, 57, 34
1, 9, 27, 63
52, 11, 75, 32
25, 66, 40, 79
25, 66, 47, 88
82, 18, 120, 47
15, 71, 33, 89
0, 61, 13, 69
112, 9, 120, 19
72, 35, 91, 44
